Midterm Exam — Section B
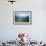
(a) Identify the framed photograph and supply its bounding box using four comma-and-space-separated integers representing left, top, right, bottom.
13, 11, 32, 25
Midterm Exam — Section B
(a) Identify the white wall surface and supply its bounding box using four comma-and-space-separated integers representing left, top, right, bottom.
0, 0, 46, 42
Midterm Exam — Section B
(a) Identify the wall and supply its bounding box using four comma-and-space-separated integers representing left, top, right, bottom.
0, 0, 46, 42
